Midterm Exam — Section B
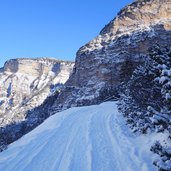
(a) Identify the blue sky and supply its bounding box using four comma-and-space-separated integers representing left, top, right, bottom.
0, 0, 133, 67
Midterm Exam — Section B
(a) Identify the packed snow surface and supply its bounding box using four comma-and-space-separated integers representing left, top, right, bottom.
0, 102, 163, 171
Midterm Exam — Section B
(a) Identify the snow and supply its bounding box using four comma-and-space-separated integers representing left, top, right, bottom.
0, 102, 161, 171
159, 76, 168, 84
165, 93, 171, 100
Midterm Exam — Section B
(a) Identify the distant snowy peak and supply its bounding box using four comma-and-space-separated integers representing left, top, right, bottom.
0, 58, 74, 127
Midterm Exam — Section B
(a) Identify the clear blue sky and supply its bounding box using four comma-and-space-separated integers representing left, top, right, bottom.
0, 0, 133, 67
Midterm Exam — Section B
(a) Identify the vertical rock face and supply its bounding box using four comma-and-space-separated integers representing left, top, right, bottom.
54, 0, 171, 109
0, 58, 74, 127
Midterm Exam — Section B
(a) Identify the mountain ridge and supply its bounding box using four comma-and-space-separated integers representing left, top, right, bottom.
0, 57, 74, 147
53, 0, 171, 110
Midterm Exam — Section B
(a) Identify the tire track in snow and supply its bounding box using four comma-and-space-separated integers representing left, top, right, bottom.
25, 111, 84, 171
105, 114, 142, 171
67, 113, 93, 171
89, 110, 120, 171
105, 104, 156, 171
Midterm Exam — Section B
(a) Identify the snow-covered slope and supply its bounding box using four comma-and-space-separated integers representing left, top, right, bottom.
0, 58, 74, 150
0, 102, 166, 171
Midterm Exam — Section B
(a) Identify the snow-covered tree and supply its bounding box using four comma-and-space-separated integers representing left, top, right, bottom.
119, 45, 171, 170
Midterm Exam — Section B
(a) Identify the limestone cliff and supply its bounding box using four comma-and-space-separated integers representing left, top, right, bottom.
0, 58, 74, 127
54, 0, 171, 110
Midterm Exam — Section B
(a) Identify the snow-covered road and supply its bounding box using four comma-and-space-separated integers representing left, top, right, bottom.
0, 102, 158, 171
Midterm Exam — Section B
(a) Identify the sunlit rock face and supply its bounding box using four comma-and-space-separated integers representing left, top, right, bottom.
54, 0, 171, 109
0, 58, 74, 127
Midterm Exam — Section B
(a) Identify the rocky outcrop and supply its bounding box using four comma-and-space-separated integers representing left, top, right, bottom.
54, 0, 171, 110
0, 58, 74, 127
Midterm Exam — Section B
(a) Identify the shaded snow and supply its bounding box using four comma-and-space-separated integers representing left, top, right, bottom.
0, 102, 162, 171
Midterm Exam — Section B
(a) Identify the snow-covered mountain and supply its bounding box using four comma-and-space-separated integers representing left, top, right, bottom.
54, 0, 171, 110
0, 102, 166, 171
0, 58, 74, 147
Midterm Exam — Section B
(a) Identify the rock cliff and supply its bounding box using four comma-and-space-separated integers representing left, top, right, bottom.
54, 0, 171, 110
0, 58, 74, 127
